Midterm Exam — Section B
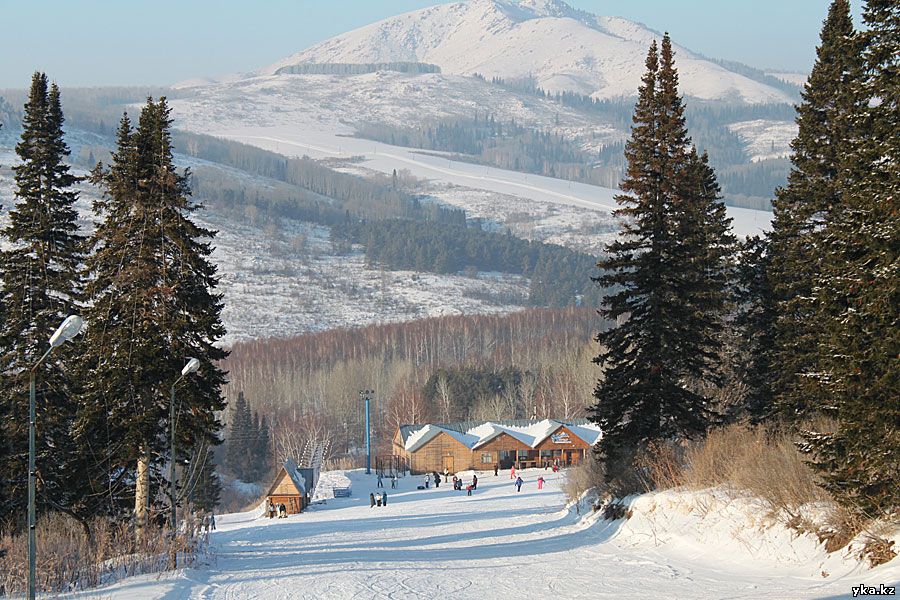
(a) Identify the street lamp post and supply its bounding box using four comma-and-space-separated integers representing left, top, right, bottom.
168, 357, 200, 571
27, 315, 83, 600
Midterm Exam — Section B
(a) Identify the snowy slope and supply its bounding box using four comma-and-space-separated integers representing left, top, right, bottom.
74, 468, 899, 599
265, 0, 794, 104
0, 144, 531, 345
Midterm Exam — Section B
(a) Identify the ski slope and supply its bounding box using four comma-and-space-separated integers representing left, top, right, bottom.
77, 469, 898, 599
185, 124, 773, 239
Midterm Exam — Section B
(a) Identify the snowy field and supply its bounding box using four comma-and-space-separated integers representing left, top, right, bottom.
74, 469, 899, 599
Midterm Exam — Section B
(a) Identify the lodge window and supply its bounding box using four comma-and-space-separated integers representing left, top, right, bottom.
481, 452, 493, 463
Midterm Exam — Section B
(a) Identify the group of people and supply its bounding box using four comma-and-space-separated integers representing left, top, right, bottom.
514, 474, 545, 492
369, 491, 388, 507
376, 473, 398, 489
450, 473, 477, 495
266, 499, 289, 519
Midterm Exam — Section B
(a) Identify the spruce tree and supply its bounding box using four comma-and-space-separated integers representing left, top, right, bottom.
0, 74, 84, 524
591, 35, 736, 490
225, 392, 253, 480
769, 0, 860, 422
186, 445, 220, 515
803, 0, 899, 516
732, 236, 777, 422
75, 98, 227, 530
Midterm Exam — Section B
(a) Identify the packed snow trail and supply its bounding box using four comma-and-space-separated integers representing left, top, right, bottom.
206, 126, 773, 239
74, 469, 897, 599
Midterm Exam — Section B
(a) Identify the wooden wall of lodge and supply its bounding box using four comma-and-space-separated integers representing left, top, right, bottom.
394, 426, 591, 474
266, 469, 308, 515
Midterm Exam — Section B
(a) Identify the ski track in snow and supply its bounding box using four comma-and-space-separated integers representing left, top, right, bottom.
72, 469, 898, 599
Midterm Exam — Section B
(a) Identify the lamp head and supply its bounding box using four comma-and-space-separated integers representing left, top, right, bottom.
49, 315, 83, 348
182, 358, 201, 376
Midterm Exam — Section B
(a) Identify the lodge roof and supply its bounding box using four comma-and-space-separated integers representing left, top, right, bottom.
398, 418, 601, 453
266, 458, 307, 496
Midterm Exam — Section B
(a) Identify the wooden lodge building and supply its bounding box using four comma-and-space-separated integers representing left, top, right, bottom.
392, 419, 602, 474
265, 459, 317, 515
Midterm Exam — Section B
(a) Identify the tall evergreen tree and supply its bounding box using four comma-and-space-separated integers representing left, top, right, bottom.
769, 0, 861, 422
732, 236, 777, 422
802, 0, 899, 516
185, 444, 220, 515
0, 74, 84, 524
591, 35, 733, 491
75, 98, 227, 531
225, 391, 253, 480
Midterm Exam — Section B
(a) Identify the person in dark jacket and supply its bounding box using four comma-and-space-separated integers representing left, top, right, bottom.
382, 492, 388, 506
494, 464, 499, 476
472, 474, 478, 490
370, 492, 376, 508
515, 476, 524, 492
433, 471, 441, 488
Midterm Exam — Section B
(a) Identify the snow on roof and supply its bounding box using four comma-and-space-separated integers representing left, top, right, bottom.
270, 458, 306, 495
402, 419, 601, 452
404, 424, 480, 453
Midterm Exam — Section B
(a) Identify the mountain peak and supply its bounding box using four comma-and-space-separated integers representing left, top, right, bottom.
263, 1, 794, 104
489, 0, 582, 20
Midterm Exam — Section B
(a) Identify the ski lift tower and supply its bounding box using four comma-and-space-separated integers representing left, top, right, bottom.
359, 389, 374, 474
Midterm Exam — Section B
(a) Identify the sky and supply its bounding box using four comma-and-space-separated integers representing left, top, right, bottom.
0, 0, 862, 89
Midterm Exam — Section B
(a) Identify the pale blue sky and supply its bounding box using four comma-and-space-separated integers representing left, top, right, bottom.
1, 0, 860, 89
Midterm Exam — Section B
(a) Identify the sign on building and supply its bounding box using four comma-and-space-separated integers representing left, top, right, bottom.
550, 431, 571, 444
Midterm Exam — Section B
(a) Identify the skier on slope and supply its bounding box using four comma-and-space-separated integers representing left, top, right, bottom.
515, 476, 524, 492
370, 492, 376, 508
537, 475, 545, 490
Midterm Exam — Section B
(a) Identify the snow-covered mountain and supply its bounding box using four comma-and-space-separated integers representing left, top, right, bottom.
266, 0, 794, 104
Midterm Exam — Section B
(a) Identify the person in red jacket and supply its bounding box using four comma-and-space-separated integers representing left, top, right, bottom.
510, 465, 516, 480
537, 475, 545, 490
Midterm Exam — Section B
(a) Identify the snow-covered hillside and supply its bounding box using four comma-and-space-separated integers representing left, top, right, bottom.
169, 70, 623, 154
729, 119, 798, 163
265, 0, 794, 104
0, 144, 531, 345
75, 468, 900, 599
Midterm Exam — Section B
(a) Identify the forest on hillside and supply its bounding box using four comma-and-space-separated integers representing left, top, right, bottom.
221, 307, 603, 478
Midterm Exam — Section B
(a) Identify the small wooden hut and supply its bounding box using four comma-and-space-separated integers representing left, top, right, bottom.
266, 459, 309, 515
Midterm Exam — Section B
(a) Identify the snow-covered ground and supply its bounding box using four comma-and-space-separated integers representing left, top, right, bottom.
0, 152, 529, 345
165, 117, 773, 240
728, 119, 798, 163
72, 468, 899, 599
